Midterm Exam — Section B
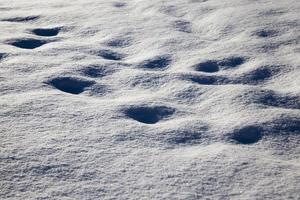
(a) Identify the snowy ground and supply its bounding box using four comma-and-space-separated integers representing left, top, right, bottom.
0, 0, 300, 199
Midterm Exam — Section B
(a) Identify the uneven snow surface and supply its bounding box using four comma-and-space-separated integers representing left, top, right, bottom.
1, 0, 300, 199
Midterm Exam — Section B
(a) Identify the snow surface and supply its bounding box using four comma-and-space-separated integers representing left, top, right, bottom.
1, 0, 300, 199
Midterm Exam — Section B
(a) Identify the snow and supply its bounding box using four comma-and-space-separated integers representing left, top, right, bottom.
0, 0, 299, 199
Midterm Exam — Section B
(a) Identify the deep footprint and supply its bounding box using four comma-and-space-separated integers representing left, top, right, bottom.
195, 56, 245, 73
48, 77, 95, 94
9, 39, 48, 49
140, 55, 172, 70
98, 50, 123, 60
194, 61, 219, 73
32, 27, 60, 37
125, 106, 175, 124
2, 16, 39, 22
231, 126, 262, 144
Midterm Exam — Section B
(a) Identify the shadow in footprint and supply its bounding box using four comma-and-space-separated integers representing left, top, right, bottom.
140, 55, 172, 70
255, 30, 278, 38
164, 127, 207, 145
2, 16, 39, 22
218, 57, 245, 68
194, 61, 219, 73
231, 126, 262, 144
234, 66, 280, 85
113, 2, 127, 8
98, 50, 123, 61
186, 74, 227, 85
0, 53, 7, 60
81, 66, 111, 78
47, 77, 95, 94
32, 27, 60, 37
195, 56, 245, 73
269, 117, 300, 134
9, 39, 48, 49
125, 106, 175, 124
256, 90, 300, 109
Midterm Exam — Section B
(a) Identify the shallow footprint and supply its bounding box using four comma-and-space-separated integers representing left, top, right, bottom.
47, 77, 95, 94
8, 38, 48, 49
140, 55, 172, 70
184, 74, 228, 85
0, 53, 7, 60
80, 65, 112, 78
234, 66, 280, 85
255, 90, 300, 109
218, 57, 245, 68
113, 2, 127, 8
106, 38, 131, 48
163, 125, 207, 145
1, 16, 39, 22
173, 20, 192, 33
98, 49, 124, 61
125, 106, 175, 124
32, 27, 60, 37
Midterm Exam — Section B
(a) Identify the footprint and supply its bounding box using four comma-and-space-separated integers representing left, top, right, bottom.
163, 126, 207, 145
2, 16, 39, 22
113, 2, 127, 8
31, 27, 60, 37
173, 20, 192, 33
269, 117, 300, 134
130, 73, 168, 89
230, 126, 262, 144
140, 55, 172, 70
255, 90, 300, 109
88, 84, 109, 97
8, 38, 48, 49
234, 66, 280, 85
0, 53, 7, 60
194, 61, 219, 73
98, 49, 124, 61
47, 77, 95, 94
125, 106, 175, 124
218, 56, 245, 68
80, 65, 111, 78
160, 5, 182, 17
194, 56, 245, 73
185, 74, 228, 85
255, 30, 278, 38
106, 38, 130, 48
260, 9, 286, 17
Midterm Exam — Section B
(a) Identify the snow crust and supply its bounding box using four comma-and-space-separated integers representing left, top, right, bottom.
1, 0, 299, 199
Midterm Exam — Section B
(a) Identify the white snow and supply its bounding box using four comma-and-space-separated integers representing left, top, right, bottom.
1, 0, 299, 199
